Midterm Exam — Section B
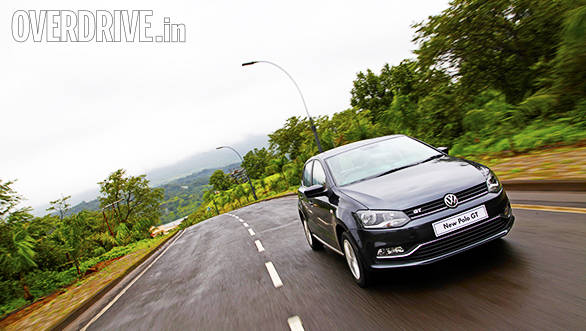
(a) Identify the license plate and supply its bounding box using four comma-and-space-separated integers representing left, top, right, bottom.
432, 205, 489, 237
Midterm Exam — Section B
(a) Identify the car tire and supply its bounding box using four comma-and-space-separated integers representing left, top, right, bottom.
303, 220, 323, 251
342, 232, 371, 287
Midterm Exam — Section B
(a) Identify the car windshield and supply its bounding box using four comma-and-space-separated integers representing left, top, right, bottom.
325, 136, 442, 186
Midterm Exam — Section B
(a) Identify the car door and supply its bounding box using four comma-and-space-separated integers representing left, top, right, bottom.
309, 160, 337, 246
299, 161, 320, 233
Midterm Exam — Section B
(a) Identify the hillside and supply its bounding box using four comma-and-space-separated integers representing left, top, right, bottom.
146, 134, 268, 186
69, 162, 241, 224
157, 162, 240, 223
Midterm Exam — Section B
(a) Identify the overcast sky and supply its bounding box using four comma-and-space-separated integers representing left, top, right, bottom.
1, 0, 449, 209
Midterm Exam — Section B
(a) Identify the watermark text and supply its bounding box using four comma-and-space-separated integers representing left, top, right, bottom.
11, 10, 186, 42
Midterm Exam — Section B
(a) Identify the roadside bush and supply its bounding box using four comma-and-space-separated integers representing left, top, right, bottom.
453, 120, 586, 156
512, 121, 586, 152
0, 280, 21, 307
0, 298, 26, 317
27, 270, 76, 299
516, 94, 558, 121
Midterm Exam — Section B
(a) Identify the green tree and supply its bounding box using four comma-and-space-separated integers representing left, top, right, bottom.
350, 66, 395, 122
414, 0, 570, 104
0, 180, 36, 300
549, 3, 586, 113
0, 226, 37, 300
47, 195, 71, 220
0, 180, 31, 224
268, 116, 311, 160
266, 155, 290, 185
54, 212, 93, 276
241, 147, 273, 179
208, 170, 232, 191
98, 169, 164, 241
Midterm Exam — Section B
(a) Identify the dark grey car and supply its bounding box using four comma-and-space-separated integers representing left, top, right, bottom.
297, 135, 515, 287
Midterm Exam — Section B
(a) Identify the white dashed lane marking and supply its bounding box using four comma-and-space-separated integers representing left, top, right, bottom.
265, 262, 283, 288
288, 315, 305, 331
254, 240, 265, 252
230, 212, 304, 325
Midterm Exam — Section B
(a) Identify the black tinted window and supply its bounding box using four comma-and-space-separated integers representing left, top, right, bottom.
312, 161, 326, 186
302, 161, 313, 186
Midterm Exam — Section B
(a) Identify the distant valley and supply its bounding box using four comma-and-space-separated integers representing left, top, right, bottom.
60, 134, 268, 223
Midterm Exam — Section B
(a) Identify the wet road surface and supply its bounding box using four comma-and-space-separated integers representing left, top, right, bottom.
75, 192, 585, 330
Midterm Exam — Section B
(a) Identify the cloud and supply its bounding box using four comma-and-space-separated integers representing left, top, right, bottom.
0, 0, 449, 208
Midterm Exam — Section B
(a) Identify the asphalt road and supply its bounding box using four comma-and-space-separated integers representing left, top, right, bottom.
71, 191, 585, 330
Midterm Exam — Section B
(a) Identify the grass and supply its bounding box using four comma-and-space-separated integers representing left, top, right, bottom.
0, 231, 177, 330
451, 121, 586, 156
462, 144, 586, 181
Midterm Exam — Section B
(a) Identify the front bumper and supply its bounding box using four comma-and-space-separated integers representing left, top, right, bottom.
355, 189, 514, 269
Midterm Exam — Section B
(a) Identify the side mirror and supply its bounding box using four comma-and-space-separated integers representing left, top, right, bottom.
299, 184, 327, 198
437, 146, 449, 155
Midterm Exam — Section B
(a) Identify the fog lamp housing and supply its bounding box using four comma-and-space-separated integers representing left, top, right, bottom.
377, 246, 405, 257
503, 203, 513, 218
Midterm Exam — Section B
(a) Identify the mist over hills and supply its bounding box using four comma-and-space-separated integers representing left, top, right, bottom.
146, 134, 269, 186
36, 134, 269, 217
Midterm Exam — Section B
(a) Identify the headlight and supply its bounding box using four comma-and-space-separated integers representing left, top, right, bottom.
480, 167, 502, 193
355, 210, 410, 229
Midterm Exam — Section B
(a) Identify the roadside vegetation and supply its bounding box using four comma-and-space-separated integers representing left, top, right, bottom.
0, 170, 164, 318
1, 0, 584, 321
0, 231, 175, 331
179, 0, 586, 229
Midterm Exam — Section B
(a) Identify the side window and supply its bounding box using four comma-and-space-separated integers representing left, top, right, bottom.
312, 161, 326, 186
302, 161, 313, 187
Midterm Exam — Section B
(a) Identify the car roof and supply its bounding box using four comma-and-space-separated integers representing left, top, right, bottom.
311, 134, 405, 162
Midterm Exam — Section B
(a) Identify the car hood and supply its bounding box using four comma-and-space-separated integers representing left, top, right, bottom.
337, 156, 486, 210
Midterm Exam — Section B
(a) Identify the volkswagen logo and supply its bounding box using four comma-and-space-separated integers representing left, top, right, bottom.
444, 193, 458, 208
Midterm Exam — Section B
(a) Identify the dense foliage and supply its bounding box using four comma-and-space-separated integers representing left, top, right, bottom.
2, 0, 585, 318
180, 0, 585, 229
0, 170, 164, 316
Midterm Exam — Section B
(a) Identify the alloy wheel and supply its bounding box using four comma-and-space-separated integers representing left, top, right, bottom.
343, 239, 361, 280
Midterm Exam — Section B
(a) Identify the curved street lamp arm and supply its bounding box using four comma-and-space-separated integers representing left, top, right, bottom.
242, 60, 323, 153
216, 145, 258, 200
253, 61, 312, 120
216, 146, 244, 161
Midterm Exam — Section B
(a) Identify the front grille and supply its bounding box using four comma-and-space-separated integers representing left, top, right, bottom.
405, 183, 488, 219
401, 216, 508, 262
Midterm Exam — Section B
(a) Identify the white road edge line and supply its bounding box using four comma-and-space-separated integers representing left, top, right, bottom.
248, 228, 255, 236
288, 315, 305, 331
243, 222, 249, 227
81, 230, 186, 331
254, 240, 265, 252
265, 261, 283, 288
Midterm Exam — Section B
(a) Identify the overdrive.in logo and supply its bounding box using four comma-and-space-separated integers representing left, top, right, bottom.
11, 10, 186, 42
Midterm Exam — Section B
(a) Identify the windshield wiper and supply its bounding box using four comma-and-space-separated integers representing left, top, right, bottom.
417, 153, 443, 165
375, 154, 443, 178
374, 165, 412, 178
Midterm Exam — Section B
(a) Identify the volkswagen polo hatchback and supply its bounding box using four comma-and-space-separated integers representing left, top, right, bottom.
297, 135, 514, 287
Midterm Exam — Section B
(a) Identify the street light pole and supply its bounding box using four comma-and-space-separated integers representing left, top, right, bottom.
216, 146, 258, 200
242, 60, 323, 153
